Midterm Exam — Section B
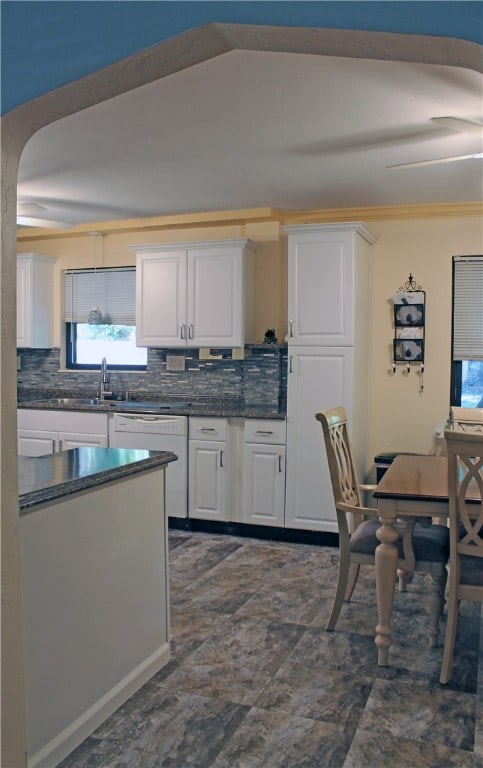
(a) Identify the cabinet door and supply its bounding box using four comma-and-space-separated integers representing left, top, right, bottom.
17, 254, 54, 348
285, 347, 353, 532
136, 251, 187, 346
287, 231, 355, 346
18, 430, 58, 456
188, 439, 228, 521
58, 432, 109, 451
16, 258, 31, 348
187, 246, 243, 347
243, 443, 285, 527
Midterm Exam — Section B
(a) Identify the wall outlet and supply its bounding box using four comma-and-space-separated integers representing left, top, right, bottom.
199, 348, 222, 360
166, 355, 186, 372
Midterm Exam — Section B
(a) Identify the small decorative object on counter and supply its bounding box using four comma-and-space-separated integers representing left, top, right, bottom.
390, 274, 426, 393
264, 328, 277, 344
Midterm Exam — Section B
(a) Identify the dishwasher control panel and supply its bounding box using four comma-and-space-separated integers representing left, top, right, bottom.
113, 413, 188, 435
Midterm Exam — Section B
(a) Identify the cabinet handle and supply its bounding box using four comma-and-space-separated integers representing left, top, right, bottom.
198, 427, 216, 432
219, 450, 224, 468
256, 430, 273, 436
278, 454, 282, 473
289, 320, 294, 338
58, 439, 62, 451
289, 355, 294, 374
180, 324, 186, 340
188, 323, 194, 339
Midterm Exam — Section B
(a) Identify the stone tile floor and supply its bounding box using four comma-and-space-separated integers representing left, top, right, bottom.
60, 530, 483, 767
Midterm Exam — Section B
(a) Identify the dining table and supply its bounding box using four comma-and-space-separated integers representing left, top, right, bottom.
372, 453, 480, 666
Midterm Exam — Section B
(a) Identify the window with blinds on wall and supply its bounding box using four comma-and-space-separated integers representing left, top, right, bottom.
64, 267, 147, 369
451, 256, 483, 408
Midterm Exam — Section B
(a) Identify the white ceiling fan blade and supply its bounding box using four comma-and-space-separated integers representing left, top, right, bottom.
388, 153, 483, 169
17, 216, 73, 229
17, 201, 73, 228
430, 116, 483, 135
17, 202, 47, 216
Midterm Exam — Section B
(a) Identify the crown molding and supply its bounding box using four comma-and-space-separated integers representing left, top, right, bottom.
16, 208, 282, 241
281, 202, 483, 225
16, 202, 481, 242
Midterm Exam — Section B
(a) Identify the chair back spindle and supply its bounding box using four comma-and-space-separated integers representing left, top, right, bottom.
440, 429, 483, 683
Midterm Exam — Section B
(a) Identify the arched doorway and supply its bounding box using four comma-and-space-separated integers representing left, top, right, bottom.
2, 23, 480, 766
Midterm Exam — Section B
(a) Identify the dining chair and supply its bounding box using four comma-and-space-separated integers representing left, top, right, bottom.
439, 428, 483, 684
316, 406, 450, 646
450, 406, 483, 433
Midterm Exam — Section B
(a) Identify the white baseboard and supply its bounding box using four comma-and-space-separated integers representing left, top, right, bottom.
28, 643, 170, 768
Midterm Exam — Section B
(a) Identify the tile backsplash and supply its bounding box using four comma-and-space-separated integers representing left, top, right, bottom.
17, 345, 288, 411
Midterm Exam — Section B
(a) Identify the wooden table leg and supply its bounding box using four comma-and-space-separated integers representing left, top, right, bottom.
375, 499, 399, 666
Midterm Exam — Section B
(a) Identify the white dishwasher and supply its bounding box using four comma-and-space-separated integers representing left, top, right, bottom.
109, 412, 188, 518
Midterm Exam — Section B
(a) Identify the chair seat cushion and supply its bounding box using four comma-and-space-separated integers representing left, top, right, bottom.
460, 555, 483, 586
350, 519, 449, 562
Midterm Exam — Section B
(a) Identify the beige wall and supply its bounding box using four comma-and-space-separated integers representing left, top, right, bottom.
367, 214, 482, 472
17, 210, 483, 476
18, 219, 285, 348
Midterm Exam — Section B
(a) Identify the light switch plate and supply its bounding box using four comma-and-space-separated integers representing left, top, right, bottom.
166, 355, 186, 372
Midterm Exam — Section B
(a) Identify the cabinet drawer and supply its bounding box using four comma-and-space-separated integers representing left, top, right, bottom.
244, 419, 286, 445
189, 417, 228, 441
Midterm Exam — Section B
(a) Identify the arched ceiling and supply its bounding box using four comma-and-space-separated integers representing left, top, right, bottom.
16, 44, 483, 225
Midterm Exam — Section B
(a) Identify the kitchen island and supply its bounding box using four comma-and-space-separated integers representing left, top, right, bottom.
19, 447, 176, 768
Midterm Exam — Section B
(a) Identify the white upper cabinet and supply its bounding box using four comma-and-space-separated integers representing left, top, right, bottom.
286, 223, 376, 346
135, 249, 187, 347
17, 253, 55, 348
134, 239, 255, 348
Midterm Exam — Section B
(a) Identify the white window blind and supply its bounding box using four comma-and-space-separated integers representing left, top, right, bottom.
453, 256, 483, 361
64, 267, 136, 325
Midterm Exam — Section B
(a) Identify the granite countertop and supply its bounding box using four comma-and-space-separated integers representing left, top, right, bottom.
19, 447, 177, 514
17, 397, 286, 420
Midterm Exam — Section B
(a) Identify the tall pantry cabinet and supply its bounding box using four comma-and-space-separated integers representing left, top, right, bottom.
284, 223, 376, 533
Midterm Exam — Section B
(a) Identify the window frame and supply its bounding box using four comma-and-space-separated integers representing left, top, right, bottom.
450, 361, 463, 407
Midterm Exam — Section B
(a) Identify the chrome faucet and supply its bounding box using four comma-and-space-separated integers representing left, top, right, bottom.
99, 357, 113, 400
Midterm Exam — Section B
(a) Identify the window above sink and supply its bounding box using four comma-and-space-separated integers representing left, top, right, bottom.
64, 267, 147, 370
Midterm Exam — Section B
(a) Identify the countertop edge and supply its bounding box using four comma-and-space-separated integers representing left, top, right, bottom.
17, 401, 286, 419
19, 449, 177, 514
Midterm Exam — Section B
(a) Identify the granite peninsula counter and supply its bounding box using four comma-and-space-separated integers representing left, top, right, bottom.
19, 447, 176, 768
19, 446, 177, 512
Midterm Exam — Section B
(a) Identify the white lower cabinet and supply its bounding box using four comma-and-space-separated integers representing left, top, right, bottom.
243, 419, 286, 527
18, 410, 109, 456
285, 347, 358, 533
188, 418, 229, 521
